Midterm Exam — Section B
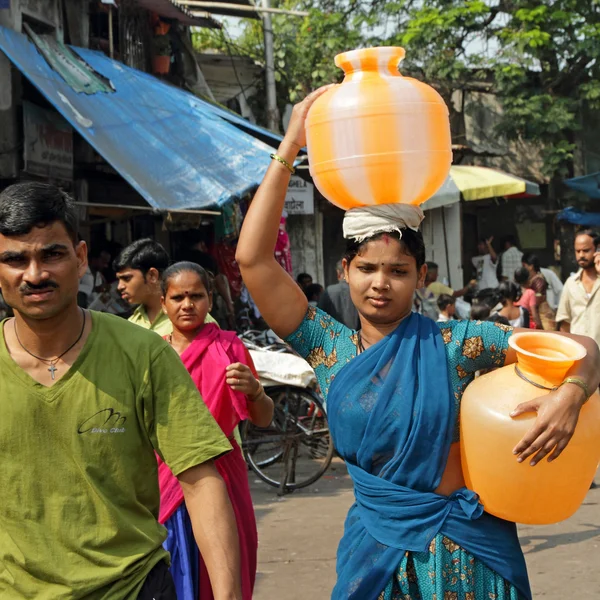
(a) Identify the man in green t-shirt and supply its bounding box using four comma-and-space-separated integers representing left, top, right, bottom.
114, 238, 217, 336
0, 182, 241, 599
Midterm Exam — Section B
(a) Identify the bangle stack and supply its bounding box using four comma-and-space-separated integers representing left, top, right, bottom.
559, 377, 590, 404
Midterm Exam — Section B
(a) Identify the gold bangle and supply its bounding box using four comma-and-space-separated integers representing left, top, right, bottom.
270, 153, 295, 174
559, 377, 590, 404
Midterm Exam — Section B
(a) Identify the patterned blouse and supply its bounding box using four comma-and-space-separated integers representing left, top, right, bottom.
286, 306, 513, 443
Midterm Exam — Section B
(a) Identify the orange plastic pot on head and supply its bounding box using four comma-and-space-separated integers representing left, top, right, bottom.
305, 47, 452, 210
460, 332, 600, 525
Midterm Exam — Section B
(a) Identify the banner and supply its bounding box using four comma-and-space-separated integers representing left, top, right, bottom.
23, 101, 73, 181
285, 175, 314, 215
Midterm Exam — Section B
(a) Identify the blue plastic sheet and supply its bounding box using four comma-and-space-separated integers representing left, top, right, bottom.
557, 206, 600, 227
564, 172, 600, 200
0, 27, 278, 210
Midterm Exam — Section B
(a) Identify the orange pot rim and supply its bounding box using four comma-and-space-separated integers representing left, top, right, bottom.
508, 332, 586, 362
335, 46, 406, 69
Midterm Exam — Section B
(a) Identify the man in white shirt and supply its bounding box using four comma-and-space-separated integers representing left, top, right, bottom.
500, 235, 523, 282
78, 246, 111, 307
539, 267, 563, 311
556, 230, 600, 350
472, 237, 499, 290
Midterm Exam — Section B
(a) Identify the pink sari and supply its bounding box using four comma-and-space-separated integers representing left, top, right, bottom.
158, 324, 257, 600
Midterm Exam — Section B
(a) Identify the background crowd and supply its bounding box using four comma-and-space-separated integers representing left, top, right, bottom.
307, 230, 600, 354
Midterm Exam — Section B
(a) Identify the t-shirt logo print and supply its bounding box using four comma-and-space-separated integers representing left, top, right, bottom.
78, 408, 127, 435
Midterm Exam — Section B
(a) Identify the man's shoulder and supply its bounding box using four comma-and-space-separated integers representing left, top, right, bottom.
91, 311, 169, 355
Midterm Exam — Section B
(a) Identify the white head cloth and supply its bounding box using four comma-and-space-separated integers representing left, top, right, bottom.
342, 204, 425, 242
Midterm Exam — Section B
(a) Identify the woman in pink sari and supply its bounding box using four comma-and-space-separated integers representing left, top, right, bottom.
158, 261, 274, 600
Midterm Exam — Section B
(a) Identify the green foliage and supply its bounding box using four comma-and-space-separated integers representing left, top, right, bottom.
385, 0, 600, 178
193, 0, 600, 178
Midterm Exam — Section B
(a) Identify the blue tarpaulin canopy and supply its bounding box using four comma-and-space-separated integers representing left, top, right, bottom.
557, 206, 600, 227
564, 172, 600, 200
0, 26, 280, 210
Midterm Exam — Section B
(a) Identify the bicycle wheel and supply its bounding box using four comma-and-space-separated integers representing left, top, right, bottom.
242, 386, 334, 492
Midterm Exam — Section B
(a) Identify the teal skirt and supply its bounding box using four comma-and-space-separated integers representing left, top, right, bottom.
381, 534, 522, 600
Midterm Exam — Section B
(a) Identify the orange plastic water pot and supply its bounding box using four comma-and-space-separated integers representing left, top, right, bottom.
460, 332, 600, 525
305, 47, 452, 210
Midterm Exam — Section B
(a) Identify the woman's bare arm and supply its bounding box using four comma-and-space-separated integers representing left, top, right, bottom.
505, 329, 600, 465
236, 87, 334, 339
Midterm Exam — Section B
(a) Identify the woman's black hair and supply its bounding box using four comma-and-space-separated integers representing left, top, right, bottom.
497, 280, 520, 304
470, 303, 491, 321
344, 229, 426, 270
514, 267, 530, 286
521, 252, 541, 272
161, 261, 212, 296
488, 314, 510, 326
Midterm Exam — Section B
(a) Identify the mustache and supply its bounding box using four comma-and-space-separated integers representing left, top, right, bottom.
20, 281, 59, 294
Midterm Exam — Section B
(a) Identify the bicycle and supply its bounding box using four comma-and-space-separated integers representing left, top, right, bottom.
241, 384, 334, 496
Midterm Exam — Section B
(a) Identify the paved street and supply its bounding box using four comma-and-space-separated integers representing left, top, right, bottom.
251, 459, 600, 599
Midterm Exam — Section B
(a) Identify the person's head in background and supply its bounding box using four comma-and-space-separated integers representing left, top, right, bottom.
497, 280, 521, 307
113, 239, 169, 306
487, 313, 510, 326
89, 245, 111, 274
502, 235, 519, 251
335, 260, 345, 282
522, 252, 541, 276
514, 266, 531, 289
574, 229, 600, 273
296, 272, 313, 291
477, 237, 490, 255
470, 303, 491, 321
437, 294, 455, 318
305, 283, 323, 306
425, 261, 438, 285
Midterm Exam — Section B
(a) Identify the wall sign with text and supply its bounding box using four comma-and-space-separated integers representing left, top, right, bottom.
285, 175, 314, 215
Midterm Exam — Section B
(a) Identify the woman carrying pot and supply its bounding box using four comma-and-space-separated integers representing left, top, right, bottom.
235, 88, 600, 600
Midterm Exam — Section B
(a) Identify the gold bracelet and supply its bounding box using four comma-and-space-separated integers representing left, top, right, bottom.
270, 153, 295, 174
559, 377, 590, 404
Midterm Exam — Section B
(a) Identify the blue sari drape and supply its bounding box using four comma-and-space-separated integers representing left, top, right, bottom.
327, 312, 531, 600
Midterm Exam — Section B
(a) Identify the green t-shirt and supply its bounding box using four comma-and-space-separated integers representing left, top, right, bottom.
0, 311, 231, 599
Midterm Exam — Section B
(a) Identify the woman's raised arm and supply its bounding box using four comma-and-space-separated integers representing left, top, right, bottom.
236, 86, 334, 338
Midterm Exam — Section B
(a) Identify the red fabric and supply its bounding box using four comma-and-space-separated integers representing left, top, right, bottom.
157, 324, 258, 599
214, 242, 243, 297
274, 217, 293, 275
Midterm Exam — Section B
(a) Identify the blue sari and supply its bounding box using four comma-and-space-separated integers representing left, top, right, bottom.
327, 312, 531, 600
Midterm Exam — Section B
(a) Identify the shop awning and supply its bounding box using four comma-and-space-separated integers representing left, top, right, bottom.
557, 207, 600, 227
564, 172, 600, 199
421, 165, 540, 210
0, 26, 276, 210
134, 0, 221, 28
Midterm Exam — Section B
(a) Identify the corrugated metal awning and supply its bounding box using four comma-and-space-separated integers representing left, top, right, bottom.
0, 26, 278, 210
134, 0, 222, 27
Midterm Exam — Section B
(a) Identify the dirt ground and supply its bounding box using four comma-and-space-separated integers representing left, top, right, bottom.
251, 459, 600, 599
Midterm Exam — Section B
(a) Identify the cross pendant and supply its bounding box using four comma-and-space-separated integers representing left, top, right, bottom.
48, 364, 57, 380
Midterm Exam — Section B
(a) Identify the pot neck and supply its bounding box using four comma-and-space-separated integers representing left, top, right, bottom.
512, 333, 586, 388
515, 352, 575, 388
335, 47, 405, 80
